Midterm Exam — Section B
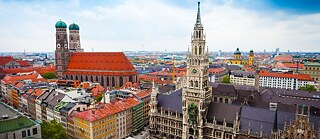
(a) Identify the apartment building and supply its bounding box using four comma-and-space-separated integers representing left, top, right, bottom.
259, 70, 316, 90
230, 70, 256, 86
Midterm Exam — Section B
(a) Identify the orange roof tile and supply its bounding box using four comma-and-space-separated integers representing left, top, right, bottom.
14, 82, 24, 88
136, 91, 151, 99
259, 70, 313, 81
0, 56, 14, 66
65, 52, 137, 76
16, 60, 31, 67
2, 72, 46, 84
1, 66, 55, 75
74, 96, 140, 122
273, 55, 293, 62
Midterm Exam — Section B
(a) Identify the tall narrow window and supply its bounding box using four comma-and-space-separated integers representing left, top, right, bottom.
112, 77, 115, 87
120, 76, 123, 87
199, 46, 202, 55
195, 46, 197, 55
101, 76, 104, 86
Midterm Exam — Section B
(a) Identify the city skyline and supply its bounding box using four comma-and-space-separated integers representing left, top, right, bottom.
1, 0, 320, 52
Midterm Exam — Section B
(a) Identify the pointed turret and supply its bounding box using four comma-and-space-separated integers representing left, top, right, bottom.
195, 1, 202, 26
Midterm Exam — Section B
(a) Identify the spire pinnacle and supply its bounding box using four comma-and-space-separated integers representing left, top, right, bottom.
196, 1, 201, 25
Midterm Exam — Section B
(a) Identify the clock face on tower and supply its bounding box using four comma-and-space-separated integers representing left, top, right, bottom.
192, 69, 198, 74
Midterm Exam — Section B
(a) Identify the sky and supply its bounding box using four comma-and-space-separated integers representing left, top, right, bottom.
0, 0, 320, 53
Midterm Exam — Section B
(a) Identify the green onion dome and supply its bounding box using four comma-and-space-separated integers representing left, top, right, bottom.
55, 20, 67, 28
69, 23, 80, 30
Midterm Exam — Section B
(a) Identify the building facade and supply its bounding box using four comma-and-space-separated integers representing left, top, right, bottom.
301, 62, 320, 82
230, 70, 256, 86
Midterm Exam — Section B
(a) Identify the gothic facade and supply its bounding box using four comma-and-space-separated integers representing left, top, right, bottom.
149, 2, 320, 139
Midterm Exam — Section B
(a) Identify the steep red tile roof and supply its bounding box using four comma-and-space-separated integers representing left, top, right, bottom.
32, 89, 45, 97
259, 70, 313, 81
74, 97, 140, 122
16, 60, 31, 67
65, 52, 137, 76
14, 82, 24, 88
0, 56, 14, 66
136, 91, 151, 99
2, 72, 46, 84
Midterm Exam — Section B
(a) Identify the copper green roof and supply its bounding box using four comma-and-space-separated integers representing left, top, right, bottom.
234, 48, 241, 54
55, 20, 67, 28
69, 23, 80, 30
304, 62, 320, 66
0, 117, 35, 133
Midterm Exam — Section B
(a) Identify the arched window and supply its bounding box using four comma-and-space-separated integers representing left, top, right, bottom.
85, 75, 88, 81
80, 76, 83, 82
75, 75, 78, 80
129, 76, 132, 82
198, 31, 201, 38
90, 76, 93, 82
112, 77, 115, 87
120, 76, 123, 87
189, 128, 194, 135
195, 46, 197, 55
96, 76, 98, 82
70, 75, 73, 80
195, 81, 198, 87
190, 80, 193, 87
199, 46, 202, 55
66, 75, 69, 79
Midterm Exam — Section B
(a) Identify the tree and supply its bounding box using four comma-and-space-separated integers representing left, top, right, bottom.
43, 72, 56, 79
41, 120, 67, 139
96, 93, 104, 102
222, 75, 230, 84
299, 84, 317, 92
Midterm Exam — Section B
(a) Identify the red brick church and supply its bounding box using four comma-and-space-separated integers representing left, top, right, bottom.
54, 20, 138, 87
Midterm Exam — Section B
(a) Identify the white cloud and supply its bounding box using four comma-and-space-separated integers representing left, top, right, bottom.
0, 0, 319, 52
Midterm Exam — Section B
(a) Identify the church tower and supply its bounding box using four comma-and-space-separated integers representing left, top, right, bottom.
69, 23, 84, 52
249, 50, 254, 66
55, 20, 69, 79
182, 2, 212, 139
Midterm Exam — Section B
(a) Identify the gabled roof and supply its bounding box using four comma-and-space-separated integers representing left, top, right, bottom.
0, 56, 14, 66
2, 72, 46, 84
65, 52, 137, 76
136, 91, 151, 99
15, 60, 31, 67
206, 102, 240, 123
74, 96, 140, 122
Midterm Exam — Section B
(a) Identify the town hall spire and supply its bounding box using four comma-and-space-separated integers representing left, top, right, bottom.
196, 1, 202, 26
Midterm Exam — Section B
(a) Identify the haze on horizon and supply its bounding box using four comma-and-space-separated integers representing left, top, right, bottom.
0, 0, 320, 53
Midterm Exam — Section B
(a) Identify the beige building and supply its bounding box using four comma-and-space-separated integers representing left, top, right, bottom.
230, 70, 256, 86
301, 62, 320, 81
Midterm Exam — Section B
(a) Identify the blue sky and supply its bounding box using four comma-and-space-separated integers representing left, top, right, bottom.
0, 0, 319, 52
